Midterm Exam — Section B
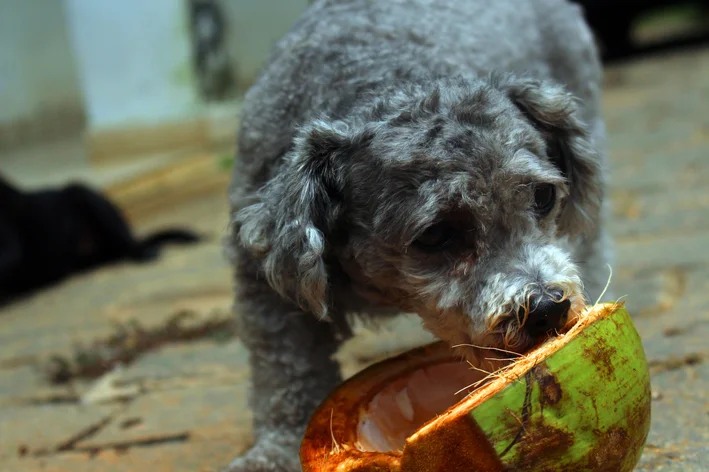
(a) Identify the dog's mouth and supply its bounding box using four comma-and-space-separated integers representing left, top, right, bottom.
450, 291, 587, 370
449, 338, 526, 379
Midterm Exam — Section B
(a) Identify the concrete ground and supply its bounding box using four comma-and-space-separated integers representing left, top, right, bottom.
1, 47, 709, 471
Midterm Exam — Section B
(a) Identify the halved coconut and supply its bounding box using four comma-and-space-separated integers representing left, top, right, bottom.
300, 302, 651, 471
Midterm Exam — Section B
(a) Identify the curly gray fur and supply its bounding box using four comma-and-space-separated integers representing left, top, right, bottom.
224, 0, 613, 470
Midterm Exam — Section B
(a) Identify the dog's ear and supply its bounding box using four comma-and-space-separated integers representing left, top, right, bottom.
493, 74, 603, 236
234, 120, 368, 318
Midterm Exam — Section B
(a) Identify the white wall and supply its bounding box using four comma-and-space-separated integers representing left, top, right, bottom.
0, 0, 310, 150
64, 0, 201, 130
0, 0, 83, 128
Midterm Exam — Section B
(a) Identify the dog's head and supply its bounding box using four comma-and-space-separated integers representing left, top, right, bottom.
235, 74, 603, 364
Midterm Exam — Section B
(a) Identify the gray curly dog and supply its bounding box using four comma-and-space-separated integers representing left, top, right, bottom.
224, 0, 613, 470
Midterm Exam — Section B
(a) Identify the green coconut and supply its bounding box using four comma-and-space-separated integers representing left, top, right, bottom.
300, 302, 651, 471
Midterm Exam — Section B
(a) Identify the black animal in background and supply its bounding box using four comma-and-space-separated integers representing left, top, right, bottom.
0, 176, 201, 305
572, 0, 709, 62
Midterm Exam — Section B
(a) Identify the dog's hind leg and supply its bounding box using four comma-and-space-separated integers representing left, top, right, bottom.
225, 262, 344, 472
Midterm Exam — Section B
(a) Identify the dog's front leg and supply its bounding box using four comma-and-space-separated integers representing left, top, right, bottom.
224, 281, 343, 472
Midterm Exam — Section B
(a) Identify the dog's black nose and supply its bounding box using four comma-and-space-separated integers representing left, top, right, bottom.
522, 291, 570, 338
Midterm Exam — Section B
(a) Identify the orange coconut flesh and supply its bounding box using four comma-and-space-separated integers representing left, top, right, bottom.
353, 306, 592, 454
356, 361, 484, 452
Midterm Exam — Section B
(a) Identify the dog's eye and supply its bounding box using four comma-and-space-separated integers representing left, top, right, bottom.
413, 223, 456, 251
533, 184, 556, 216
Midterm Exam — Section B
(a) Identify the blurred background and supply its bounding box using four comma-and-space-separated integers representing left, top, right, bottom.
1, 1, 708, 471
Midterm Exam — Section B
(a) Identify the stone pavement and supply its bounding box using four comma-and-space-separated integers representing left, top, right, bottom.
1, 47, 709, 471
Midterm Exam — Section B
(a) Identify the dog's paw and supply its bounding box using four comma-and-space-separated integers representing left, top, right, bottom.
223, 441, 301, 472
